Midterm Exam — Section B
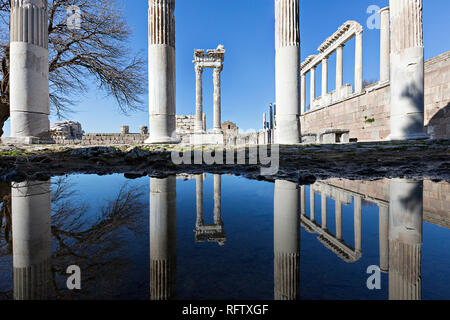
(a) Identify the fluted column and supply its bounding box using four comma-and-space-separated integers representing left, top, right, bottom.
388, 179, 423, 300
354, 31, 363, 93
274, 180, 300, 300
379, 203, 389, 272
150, 177, 177, 300
275, 0, 301, 144
301, 74, 306, 114
321, 192, 327, 229
310, 67, 316, 109
12, 180, 51, 300
9, 0, 50, 142
321, 58, 328, 97
335, 200, 342, 240
380, 7, 390, 82
213, 175, 222, 225
354, 195, 362, 253
195, 65, 204, 132
213, 67, 223, 133
336, 45, 344, 90
147, 0, 178, 144
388, 0, 427, 140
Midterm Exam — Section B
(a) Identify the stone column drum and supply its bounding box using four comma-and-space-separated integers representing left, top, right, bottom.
12, 180, 51, 300
354, 31, 363, 93
147, 0, 178, 144
322, 58, 328, 97
274, 180, 300, 300
310, 66, 316, 108
388, 0, 427, 140
275, 0, 301, 144
9, 0, 50, 142
150, 177, 177, 300
388, 179, 423, 300
379, 7, 390, 82
195, 65, 203, 132
213, 68, 223, 133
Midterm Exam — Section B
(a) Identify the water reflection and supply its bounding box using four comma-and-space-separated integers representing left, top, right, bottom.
0, 173, 448, 300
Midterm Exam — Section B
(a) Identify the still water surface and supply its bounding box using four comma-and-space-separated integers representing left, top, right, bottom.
0, 173, 449, 300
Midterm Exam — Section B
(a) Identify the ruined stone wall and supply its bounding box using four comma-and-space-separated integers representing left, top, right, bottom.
176, 115, 195, 133
300, 51, 450, 142
52, 133, 149, 145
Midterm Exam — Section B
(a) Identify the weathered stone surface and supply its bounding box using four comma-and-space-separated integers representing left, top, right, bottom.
50, 121, 84, 139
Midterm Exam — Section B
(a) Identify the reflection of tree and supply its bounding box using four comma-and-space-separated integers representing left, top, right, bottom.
0, 177, 146, 300
0, 181, 11, 245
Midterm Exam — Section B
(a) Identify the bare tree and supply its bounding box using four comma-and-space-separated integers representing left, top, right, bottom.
0, 0, 146, 137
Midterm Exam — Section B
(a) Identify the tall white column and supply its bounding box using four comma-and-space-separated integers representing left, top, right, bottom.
310, 188, 315, 221
150, 177, 177, 300
300, 185, 306, 216
335, 200, 342, 240
274, 180, 300, 300
321, 192, 327, 229
275, 0, 301, 144
379, 7, 390, 82
354, 31, 363, 93
195, 174, 203, 228
354, 195, 362, 253
388, 179, 423, 300
379, 203, 389, 272
195, 65, 204, 132
213, 175, 222, 225
9, 0, 50, 143
321, 58, 328, 97
388, 0, 427, 140
336, 45, 344, 90
147, 0, 178, 144
301, 74, 306, 114
12, 181, 51, 300
213, 67, 223, 133
310, 67, 316, 109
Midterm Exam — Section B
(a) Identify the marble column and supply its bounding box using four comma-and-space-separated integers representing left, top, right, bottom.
213, 67, 223, 133
147, 0, 178, 144
213, 175, 222, 225
336, 45, 344, 90
335, 200, 343, 240
321, 192, 327, 229
354, 195, 362, 253
379, 7, 390, 82
274, 180, 300, 300
379, 203, 389, 272
300, 186, 306, 216
354, 31, 363, 93
150, 177, 177, 300
388, 0, 427, 140
263, 112, 267, 130
195, 65, 204, 132
195, 175, 204, 228
9, 0, 50, 143
310, 67, 316, 109
388, 179, 423, 300
301, 74, 306, 114
275, 0, 301, 144
310, 188, 315, 221
321, 58, 328, 97
12, 180, 51, 300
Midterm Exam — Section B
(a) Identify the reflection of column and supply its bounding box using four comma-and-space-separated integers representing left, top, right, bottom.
213, 175, 222, 225
301, 74, 306, 114
336, 45, 344, 90
195, 65, 204, 132
150, 177, 177, 300
389, 179, 423, 300
213, 68, 223, 133
300, 186, 306, 216
310, 188, 315, 221
274, 180, 300, 300
354, 31, 363, 93
147, 0, 178, 144
354, 195, 362, 253
321, 192, 327, 229
10, 0, 50, 141
12, 181, 51, 300
310, 67, 316, 108
322, 58, 328, 97
379, 7, 390, 82
388, 0, 427, 140
275, 0, 301, 144
195, 175, 204, 228
379, 203, 389, 272
335, 200, 342, 240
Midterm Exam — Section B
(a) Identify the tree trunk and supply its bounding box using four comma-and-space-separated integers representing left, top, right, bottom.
0, 101, 9, 138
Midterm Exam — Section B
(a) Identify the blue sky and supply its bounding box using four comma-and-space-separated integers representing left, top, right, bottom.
4, 0, 450, 135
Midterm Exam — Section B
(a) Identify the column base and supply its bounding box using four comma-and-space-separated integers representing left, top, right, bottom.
1, 136, 52, 145
386, 132, 429, 141
145, 136, 180, 145
211, 129, 223, 134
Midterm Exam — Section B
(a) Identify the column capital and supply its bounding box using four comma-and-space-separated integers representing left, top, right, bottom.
195, 64, 203, 74
379, 6, 390, 14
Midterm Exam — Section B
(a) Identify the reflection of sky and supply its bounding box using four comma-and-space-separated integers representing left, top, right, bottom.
0, 174, 449, 300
